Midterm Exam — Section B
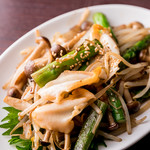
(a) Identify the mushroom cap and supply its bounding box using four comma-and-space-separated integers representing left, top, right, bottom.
108, 122, 119, 131
36, 36, 51, 48
127, 101, 141, 114
51, 44, 67, 59
40, 140, 50, 146
24, 60, 37, 78
139, 49, 148, 62
7, 87, 21, 98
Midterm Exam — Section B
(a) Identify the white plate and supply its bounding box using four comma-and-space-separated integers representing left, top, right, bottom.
0, 4, 150, 150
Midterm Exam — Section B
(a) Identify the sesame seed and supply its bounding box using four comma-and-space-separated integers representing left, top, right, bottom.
77, 48, 80, 51
80, 53, 83, 58
60, 53, 63, 57
78, 61, 81, 64
85, 51, 90, 54
53, 64, 56, 68
85, 46, 90, 50
95, 47, 99, 52
86, 54, 89, 57
83, 44, 87, 47
60, 50, 63, 57
112, 99, 115, 102
107, 46, 110, 49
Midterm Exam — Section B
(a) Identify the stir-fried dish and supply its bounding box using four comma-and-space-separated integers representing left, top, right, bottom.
1, 9, 150, 150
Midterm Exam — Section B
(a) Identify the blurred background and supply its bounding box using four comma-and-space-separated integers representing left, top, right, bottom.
0, 0, 150, 149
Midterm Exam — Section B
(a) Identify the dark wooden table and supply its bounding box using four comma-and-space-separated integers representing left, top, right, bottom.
0, 0, 150, 149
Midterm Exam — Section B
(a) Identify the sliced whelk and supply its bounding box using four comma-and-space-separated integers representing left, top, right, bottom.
38, 67, 101, 103
89, 24, 120, 55
4, 96, 31, 111
32, 88, 96, 133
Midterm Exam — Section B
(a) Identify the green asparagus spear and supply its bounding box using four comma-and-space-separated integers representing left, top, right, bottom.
32, 42, 99, 87
74, 100, 107, 150
79, 63, 125, 123
78, 62, 88, 71
106, 89, 125, 123
120, 34, 150, 69
93, 12, 118, 43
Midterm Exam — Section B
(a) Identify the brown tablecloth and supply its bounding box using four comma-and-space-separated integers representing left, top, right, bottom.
0, 0, 150, 149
